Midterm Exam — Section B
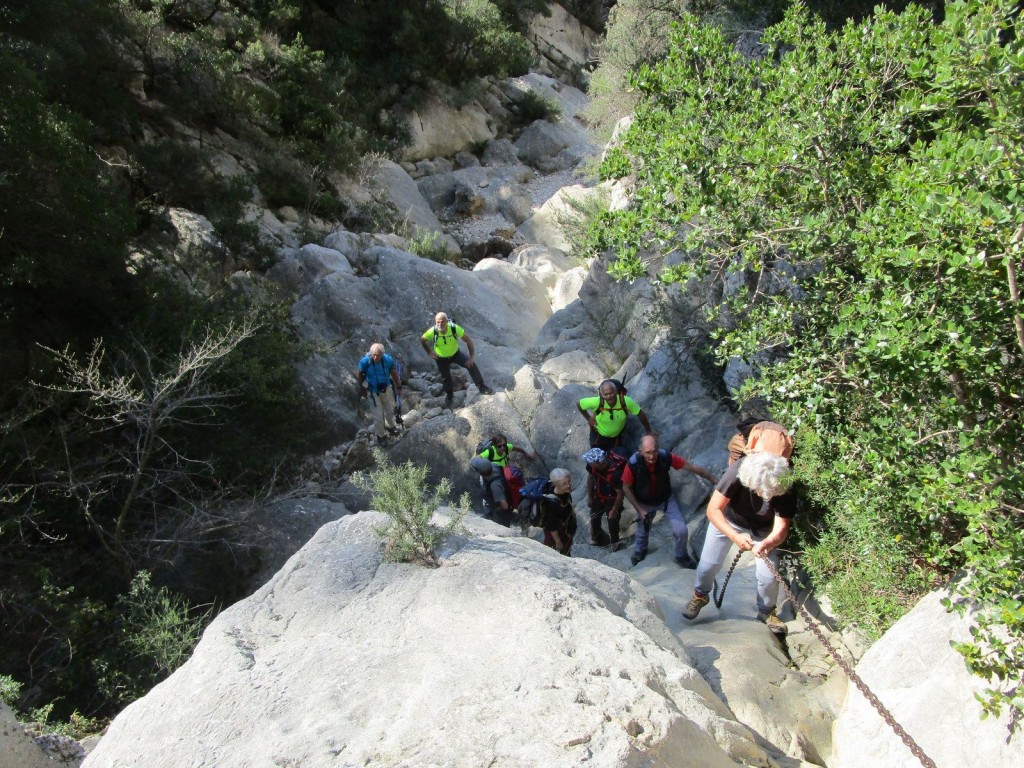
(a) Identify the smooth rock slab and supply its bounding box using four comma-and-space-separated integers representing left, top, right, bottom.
83, 513, 769, 768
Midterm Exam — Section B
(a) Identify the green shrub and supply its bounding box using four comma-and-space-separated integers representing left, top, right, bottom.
510, 89, 562, 127
93, 571, 212, 709
355, 450, 467, 566
406, 229, 452, 263
593, 1, 1024, 725
0, 675, 21, 707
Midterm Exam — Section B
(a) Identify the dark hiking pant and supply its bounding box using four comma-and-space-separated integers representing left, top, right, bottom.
436, 349, 486, 395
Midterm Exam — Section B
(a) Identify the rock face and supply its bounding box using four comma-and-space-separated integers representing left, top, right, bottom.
1, 702, 70, 768
831, 589, 1023, 768
83, 513, 770, 768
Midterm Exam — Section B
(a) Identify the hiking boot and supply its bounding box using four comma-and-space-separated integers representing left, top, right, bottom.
674, 555, 698, 569
479, 386, 494, 395
444, 393, 453, 409
682, 591, 710, 620
630, 550, 646, 567
757, 608, 788, 635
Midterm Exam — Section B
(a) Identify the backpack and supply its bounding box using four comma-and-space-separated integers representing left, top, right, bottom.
392, 354, 408, 385
745, 421, 794, 459
595, 379, 627, 415
517, 476, 549, 527
433, 320, 459, 345
503, 465, 524, 509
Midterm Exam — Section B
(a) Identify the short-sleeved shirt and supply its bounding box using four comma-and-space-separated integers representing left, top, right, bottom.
578, 394, 642, 438
422, 323, 465, 358
716, 457, 796, 536
358, 353, 395, 392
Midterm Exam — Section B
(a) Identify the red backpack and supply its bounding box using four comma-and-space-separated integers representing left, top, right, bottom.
503, 465, 525, 509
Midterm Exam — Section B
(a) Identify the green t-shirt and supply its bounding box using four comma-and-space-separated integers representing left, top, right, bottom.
578, 394, 641, 437
422, 323, 464, 358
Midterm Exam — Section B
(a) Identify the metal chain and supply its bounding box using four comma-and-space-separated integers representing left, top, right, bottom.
757, 553, 938, 768
712, 550, 743, 608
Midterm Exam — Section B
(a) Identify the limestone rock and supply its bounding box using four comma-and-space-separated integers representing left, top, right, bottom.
402, 90, 497, 163
1, 702, 67, 768
82, 513, 769, 768
370, 159, 461, 256
831, 589, 1023, 768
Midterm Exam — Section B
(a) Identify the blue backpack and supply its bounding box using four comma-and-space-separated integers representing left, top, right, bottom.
518, 477, 549, 527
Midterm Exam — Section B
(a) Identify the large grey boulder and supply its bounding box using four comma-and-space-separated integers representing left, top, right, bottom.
83, 513, 770, 768
526, 5, 601, 87
1, 702, 71, 768
401, 90, 497, 162
517, 183, 601, 251
831, 589, 1023, 768
515, 119, 595, 174
275, 244, 551, 438
370, 159, 461, 256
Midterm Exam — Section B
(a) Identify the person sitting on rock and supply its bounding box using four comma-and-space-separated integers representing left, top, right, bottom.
577, 379, 654, 450
479, 433, 536, 468
538, 468, 577, 557
356, 342, 402, 443
682, 451, 795, 635
582, 447, 628, 548
622, 435, 718, 568
470, 456, 512, 527
421, 312, 493, 410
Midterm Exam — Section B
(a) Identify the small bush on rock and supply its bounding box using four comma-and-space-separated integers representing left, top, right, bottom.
355, 451, 467, 566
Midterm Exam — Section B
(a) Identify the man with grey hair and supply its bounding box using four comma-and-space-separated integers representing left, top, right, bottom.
622, 435, 718, 568
356, 342, 402, 442
420, 311, 494, 409
682, 451, 796, 634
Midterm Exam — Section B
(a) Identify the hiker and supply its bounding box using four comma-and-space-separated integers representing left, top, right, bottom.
478, 433, 536, 468
622, 435, 718, 568
682, 451, 796, 634
576, 379, 654, 450
420, 312, 494, 409
537, 468, 577, 556
582, 447, 627, 548
356, 343, 402, 441
470, 456, 513, 527
727, 416, 763, 465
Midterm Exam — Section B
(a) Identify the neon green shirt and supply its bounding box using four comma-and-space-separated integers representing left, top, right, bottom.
422, 323, 464, 358
578, 395, 641, 437
479, 442, 515, 467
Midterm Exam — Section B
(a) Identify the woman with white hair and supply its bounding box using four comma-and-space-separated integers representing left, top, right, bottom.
682, 451, 795, 634
537, 468, 577, 556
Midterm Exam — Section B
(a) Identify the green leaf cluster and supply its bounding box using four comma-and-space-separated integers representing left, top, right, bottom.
593, 1, 1024, 723
355, 450, 467, 566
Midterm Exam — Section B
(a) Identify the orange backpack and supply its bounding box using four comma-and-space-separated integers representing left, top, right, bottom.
745, 421, 794, 459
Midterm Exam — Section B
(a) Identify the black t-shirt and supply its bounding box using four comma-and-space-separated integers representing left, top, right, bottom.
716, 457, 795, 535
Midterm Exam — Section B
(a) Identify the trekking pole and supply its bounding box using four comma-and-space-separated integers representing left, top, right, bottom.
757, 553, 938, 768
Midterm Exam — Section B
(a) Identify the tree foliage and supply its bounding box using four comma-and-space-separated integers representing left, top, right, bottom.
591, 1, 1024, 724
